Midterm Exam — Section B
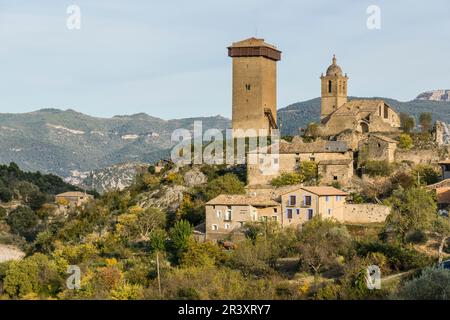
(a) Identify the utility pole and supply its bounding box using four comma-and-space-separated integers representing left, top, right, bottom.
156, 251, 162, 298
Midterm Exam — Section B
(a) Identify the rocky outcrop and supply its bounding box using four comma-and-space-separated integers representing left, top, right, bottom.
416, 90, 450, 102
184, 168, 207, 187
0, 244, 25, 263
137, 185, 187, 212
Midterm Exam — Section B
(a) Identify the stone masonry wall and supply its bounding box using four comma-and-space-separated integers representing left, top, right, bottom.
343, 204, 390, 224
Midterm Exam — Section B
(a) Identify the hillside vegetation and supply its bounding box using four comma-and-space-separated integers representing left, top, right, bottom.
0, 162, 448, 300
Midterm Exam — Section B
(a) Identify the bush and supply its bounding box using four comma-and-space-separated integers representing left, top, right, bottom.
397, 267, 450, 300
270, 172, 304, 187
405, 229, 428, 244
355, 241, 431, 271
398, 133, 413, 149
204, 173, 245, 200
299, 161, 318, 184
6, 206, 40, 241
0, 187, 13, 202
363, 160, 393, 177
147, 165, 156, 174
0, 207, 7, 220
412, 164, 441, 185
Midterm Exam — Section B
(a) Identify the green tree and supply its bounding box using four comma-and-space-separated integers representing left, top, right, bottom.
7, 206, 40, 241
169, 220, 193, 261
384, 187, 437, 242
204, 173, 245, 200
397, 267, 450, 300
419, 112, 432, 133
3, 253, 62, 298
399, 113, 415, 133
297, 217, 351, 274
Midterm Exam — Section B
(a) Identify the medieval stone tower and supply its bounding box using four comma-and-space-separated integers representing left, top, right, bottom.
228, 38, 281, 137
320, 55, 348, 120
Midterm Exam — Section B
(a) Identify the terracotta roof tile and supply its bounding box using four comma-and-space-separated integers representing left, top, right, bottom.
206, 194, 280, 207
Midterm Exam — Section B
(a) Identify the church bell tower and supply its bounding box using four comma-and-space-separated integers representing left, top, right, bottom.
320, 55, 348, 120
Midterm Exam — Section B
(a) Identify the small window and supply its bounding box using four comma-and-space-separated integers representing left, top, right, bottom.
239, 221, 244, 227
273, 208, 278, 213
328, 208, 332, 215
272, 216, 277, 221
304, 196, 312, 206
216, 210, 221, 218
274, 158, 279, 164
328, 80, 332, 93
212, 224, 218, 231
225, 209, 232, 221
224, 223, 230, 230
289, 195, 296, 206
333, 176, 338, 181
287, 209, 293, 219
325, 196, 330, 202
336, 196, 341, 201
296, 209, 300, 215
245, 84, 251, 91
308, 209, 314, 220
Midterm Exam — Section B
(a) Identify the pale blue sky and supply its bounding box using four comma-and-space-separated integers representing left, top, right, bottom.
0, 0, 448, 119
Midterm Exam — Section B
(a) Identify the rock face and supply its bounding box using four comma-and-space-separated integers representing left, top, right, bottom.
183, 168, 207, 187
65, 162, 149, 193
0, 244, 25, 263
416, 90, 450, 102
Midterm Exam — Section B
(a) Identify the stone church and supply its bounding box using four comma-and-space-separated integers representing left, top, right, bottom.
319, 55, 400, 136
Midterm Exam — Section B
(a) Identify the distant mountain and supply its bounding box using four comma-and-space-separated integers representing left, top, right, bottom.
1, 95, 448, 182
278, 96, 450, 136
0, 109, 230, 178
415, 90, 450, 102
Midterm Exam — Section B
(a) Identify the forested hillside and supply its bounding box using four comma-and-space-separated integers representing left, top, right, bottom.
0, 162, 448, 300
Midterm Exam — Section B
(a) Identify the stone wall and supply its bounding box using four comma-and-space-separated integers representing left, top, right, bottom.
343, 204, 390, 224
395, 149, 442, 165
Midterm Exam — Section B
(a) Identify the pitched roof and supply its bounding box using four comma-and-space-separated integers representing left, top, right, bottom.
279, 139, 348, 154
371, 134, 398, 144
436, 187, 450, 204
439, 160, 450, 165
229, 37, 278, 49
299, 186, 348, 196
56, 191, 91, 197
206, 194, 280, 207
278, 185, 348, 196
318, 159, 353, 165
427, 179, 450, 190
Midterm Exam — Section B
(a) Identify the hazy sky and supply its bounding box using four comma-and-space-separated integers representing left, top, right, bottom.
0, 0, 448, 119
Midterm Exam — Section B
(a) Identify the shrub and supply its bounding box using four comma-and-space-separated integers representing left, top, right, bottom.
412, 164, 441, 185
405, 229, 428, 244
398, 133, 413, 149
299, 161, 318, 184
397, 267, 450, 300
6, 206, 40, 241
0, 207, 7, 220
270, 172, 304, 187
355, 241, 431, 271
363, 160, 393, 177
147, 165, 156, 174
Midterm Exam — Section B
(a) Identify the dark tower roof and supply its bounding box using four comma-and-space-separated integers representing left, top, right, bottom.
228, 37, 281, 61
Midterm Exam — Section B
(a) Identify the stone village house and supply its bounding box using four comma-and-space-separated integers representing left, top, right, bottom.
205, 185, 389, 241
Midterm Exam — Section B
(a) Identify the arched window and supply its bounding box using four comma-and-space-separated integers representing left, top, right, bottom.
359, 122, 369, 133
328, 80, 332, 93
